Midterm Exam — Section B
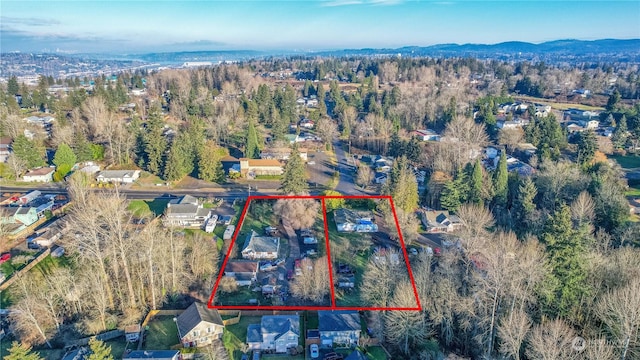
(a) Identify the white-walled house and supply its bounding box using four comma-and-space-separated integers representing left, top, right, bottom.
96, 170, 140, 184
23, 167, 55, 182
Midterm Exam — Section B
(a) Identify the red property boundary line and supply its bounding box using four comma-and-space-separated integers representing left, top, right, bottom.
207, 195, 422, 311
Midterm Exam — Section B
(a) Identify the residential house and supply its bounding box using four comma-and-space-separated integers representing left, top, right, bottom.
306, 98, 319, 107
125, 324, 142, 342
534, 104, 552, 118
422, 210, 462, 233
299, 119, 315, 129
318, 311, 361, 348
246, 315, 300, 353
0, 137, 11, 163
163, 195, 212, 228
334, 208, 378, 233
337, 275, 355, 289
579, 119, 600, 130
239, 158, 284, 177
32, 217, 69, 247
241, 230, 280, 259
25, 115, 55, 127
23, 167, 55, 182
223, 260, 259, 286
123, 350, 180, 360
1, 206, 39, 235
260, 147, 308, 162
176, 302, 224, 348
96, 170, 140, 184
374, 173, 387, 185
515, 143, 537, 157
414, 129, 441, 142
18, 190, 41, 205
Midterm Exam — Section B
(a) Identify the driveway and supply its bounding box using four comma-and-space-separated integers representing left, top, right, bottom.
332, 139, 364, 195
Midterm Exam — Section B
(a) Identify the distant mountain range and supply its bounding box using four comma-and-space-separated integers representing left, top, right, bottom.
108, 39, 639, 64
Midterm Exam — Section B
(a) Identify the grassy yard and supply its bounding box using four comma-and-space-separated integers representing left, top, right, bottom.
143, 316, 180, 350
215, 287, 267, 306
611, 155, 640, 169
626, 186, 640, 197
223, 316, 262, 360
513, 95, 604, 111
128, 198, 171, 217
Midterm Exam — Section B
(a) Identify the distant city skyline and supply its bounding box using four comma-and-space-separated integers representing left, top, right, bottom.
1, 0, 639, 54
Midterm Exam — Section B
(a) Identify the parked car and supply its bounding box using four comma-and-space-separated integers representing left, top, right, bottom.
252, 350, 260, 360
310, 344, 319, 359
408, 248, 419, 256
27, 241, 41, 250
0, 253, 11, 264
259, 261, 276, 272
323, 352, 344, 360
241, 354, 249, 360
274, 258, 285, 266
287, 269, 294, 280
307, 161, 316, 165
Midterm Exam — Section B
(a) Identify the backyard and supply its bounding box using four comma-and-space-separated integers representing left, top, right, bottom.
143, 315, 180, 350
610, 154, 640, 169
127, 198, 171, 217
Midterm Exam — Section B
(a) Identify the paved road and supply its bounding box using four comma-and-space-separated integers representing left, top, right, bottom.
332, 139, 364, 195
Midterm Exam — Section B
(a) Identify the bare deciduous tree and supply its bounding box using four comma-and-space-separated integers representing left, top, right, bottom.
273, 198, 320, 230
361, 250, 401, 307
497, 309, 531, 360
526, 318, 577, 360
290, 257, 329, 303
384, 282, 430, 354
597, 277, 640, 360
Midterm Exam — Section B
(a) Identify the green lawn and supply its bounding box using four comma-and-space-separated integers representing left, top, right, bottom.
365, 346, 388, 360
611, 155, 640, 169
106, 338, 131, 359
626, 186, 640, 197
223, 316, 262, 360
128, 198, 170, 217
144, 316, 180, 350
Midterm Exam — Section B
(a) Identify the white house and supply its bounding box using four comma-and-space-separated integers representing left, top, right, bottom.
23, 167, 55, 182
96, 170, 140, 184
414, 129, 441, 142
241, 230, 280, 259
176, 302, 224, 348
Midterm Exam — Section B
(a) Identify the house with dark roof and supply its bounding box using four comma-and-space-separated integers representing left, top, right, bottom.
1, 206, 39, 235
163, 195, 212, 228
241, 230, 280, 259
123, 350, 180, 360
246, 315, 300, 353
422, 210, 462, 233
176, 302, 224, 348
318, 311, 361, 348
223, 260, 259, 286
334, 209, 378, 233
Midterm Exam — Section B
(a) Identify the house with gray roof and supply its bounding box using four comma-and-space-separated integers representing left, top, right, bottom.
334, 208, 378, 233
96, 169, 140, 184
422, 210, 462, 233
241, 230, 280, 260
246, 315, 300, 353
163, 195, 212, 228
318, 311, 361, 348
176, 302, 224, 348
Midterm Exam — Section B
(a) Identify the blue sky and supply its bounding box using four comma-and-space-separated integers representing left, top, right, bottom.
1, 0, 639, 53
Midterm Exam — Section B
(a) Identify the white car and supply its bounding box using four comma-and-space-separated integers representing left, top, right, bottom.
307, 161, 316, 165
310, 344, 319, 359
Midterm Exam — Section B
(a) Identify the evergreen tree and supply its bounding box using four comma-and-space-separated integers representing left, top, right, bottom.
12, 134, 46, 169
576, 130, 597, 165
384, 156, 419, 213
53, 143, 77, 178
493, 151, 508, 207
198, 140, 229, 183
611, 115, 628, 149
143, 106, 167, 175
163, 132, 194, 181
4, 342, 43, 360
87, 338, 114, 360
7, 76, 19, 95
539, 204, 591, 318
605, 89, 621, 112
469, 158, 484, 205
245, 119, 261, 159
280, 146, 307, 195
440, 180, 462, 212
512, 177, 537, 234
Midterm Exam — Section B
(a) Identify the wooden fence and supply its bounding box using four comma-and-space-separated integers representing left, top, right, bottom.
0, 247, 51, 291
66, 329, 124, 349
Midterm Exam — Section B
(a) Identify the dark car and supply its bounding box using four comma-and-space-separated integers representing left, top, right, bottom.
323, 352, 344, 360
241, 354, 249, 360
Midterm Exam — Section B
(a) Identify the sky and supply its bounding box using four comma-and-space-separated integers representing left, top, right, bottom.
1, 0, 639, 54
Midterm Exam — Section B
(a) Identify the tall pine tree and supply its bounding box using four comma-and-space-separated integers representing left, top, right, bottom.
245, 119, 260, 159
469, 158, 484, 205
280, 146, 307, 195
87, 338, 114, 360
4, 342, 43, 360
